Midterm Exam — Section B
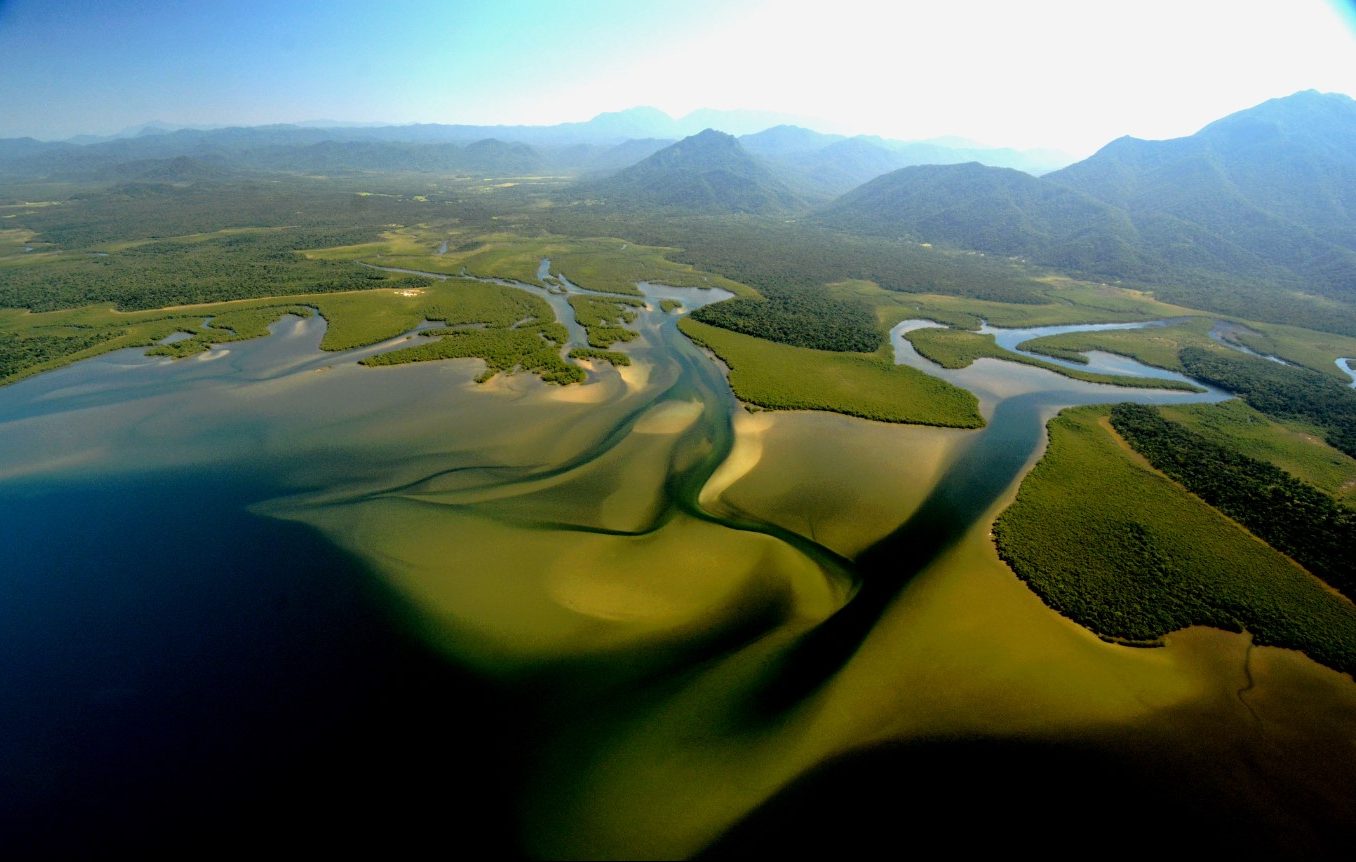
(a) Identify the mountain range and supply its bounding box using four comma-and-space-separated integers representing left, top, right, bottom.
0, 106, 1069, 185
813, 90, 1356, 331
4, 91, 1352, 333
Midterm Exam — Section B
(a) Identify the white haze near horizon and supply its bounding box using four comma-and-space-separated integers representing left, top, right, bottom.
560, 0, 1356, 156
5, 0, 1355, 156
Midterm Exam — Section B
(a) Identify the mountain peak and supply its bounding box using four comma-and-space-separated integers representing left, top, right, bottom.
685, 128, 737, 145
1198, 89, 1356, 141
582, 130, 802, 213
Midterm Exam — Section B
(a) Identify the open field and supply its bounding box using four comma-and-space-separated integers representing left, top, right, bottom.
679, 318, 982, 427
1159, 399, 1356, 507
307, 228, 756, 299
1228, 321, 1356, 379
1017, 318, 1219, 370
826, 277, 1198, 331
1110, 403, 1356, 602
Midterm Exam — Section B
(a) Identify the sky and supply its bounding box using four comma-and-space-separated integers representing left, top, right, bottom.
2, 0, 1355, 154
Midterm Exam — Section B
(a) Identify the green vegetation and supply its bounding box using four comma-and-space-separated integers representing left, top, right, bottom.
0, 227, 430, 312
0, 278, 577, 386
312, 229, 754, 300
1158, 400, 1356, 506
569, 347, 632, 367
679, 318, 982, 427
311, 281, 549, 350
538, 209, 1070, 358
1017, 319, 1219, 371
817, 93, 1356, 338
0, 329, 123, 380
659, 299, 682, 313
815, 161, 1141, 274
825, 277, 1197, 331
584, 129, 804, 214
550, 243, 735, 297
362, 325, 582, 384
1110, 403, 1356, 601
993, 405, 1356, 676
905, 326, 1201, 391
1222, 321, 1356, 380
567, 294, 645, 348
691, 291, 880, 353
1179, 347, 1356, 458
546, 213, 1053, 306
146, 305, 315, 357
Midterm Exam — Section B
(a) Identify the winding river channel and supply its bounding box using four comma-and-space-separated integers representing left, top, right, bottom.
2, 278, 1353, 857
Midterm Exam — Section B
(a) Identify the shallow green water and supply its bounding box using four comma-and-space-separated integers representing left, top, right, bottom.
2, 294, 1352, 858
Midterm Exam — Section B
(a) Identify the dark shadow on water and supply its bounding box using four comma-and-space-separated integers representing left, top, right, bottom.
699, 733, 1356, 861
0, 469, 531, 858
750, 393, 1053, 715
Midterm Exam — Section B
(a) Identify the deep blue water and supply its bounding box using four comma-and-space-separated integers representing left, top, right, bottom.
0, 466, 527, 856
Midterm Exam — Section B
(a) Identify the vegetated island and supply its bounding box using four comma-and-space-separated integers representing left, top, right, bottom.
679, 317, 982, 427
993, 404, 1356, 676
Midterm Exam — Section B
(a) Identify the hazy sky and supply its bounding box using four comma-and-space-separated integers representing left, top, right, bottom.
3, 0, 1355, 154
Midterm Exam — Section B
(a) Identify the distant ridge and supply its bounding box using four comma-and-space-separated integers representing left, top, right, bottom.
817, 90, 1356, 334
583, 129, 804, 213
752, 132, 1074, 197
0, 106, 1072, 188
818, 161, 1139, 270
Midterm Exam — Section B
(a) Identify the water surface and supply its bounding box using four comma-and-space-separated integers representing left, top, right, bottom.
1, 302, 1352, 858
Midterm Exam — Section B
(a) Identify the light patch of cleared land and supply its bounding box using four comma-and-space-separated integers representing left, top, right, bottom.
679, 318, 982, 427
1016, 318, 1218, 370
307, 228, 756, 299
827, 277, 1199, 331
1227, 321, 1356, 380
1158, 399, 1356, 507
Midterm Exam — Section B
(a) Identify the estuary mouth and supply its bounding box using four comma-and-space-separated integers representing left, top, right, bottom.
5, 289, 1350, 858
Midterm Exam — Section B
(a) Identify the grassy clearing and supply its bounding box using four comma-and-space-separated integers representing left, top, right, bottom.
1016, 318, 1221, 371
660, 299, 682, 313
1158, 400, 1356, 507
1180, 347, 1356, 459
826, 278, 1196, 332
905, 326, 1201, 391
310, 230, 558, 284
552, 241, 752, 297
679, 318, 982, 427
308, 228, 756, 299
993, 405, 1356, 676
1110, 403, 1356, 602
0, 227, 39, 256
1227, 321, 1356, 380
